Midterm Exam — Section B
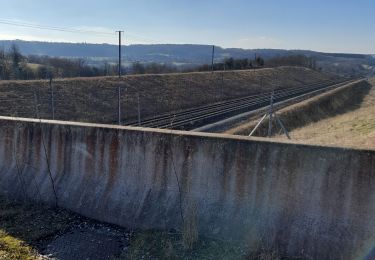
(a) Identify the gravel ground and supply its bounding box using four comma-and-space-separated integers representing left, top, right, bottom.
0, 198, 250, 259
40, 222, 130, 260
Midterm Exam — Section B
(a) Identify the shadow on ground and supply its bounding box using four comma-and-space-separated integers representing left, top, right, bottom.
0, 198, 254, 259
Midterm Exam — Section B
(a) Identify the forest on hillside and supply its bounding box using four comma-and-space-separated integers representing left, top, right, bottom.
0, 43, 317, 80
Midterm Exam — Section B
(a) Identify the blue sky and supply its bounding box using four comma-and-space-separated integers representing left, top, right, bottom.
1, 0, 374, 53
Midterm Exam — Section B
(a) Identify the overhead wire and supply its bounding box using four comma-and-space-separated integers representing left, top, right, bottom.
0, 19, 165, 44
0, 19, 114, 37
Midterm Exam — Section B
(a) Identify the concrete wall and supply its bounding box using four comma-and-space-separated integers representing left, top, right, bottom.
0, 116, 374, 259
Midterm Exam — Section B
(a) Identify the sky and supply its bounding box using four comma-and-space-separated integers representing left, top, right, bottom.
0, 0, 374, 54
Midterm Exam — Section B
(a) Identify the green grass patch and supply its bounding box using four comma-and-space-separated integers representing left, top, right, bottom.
0, 230, 37, 260
0, 197, 75, 259
352, 119, 375, 134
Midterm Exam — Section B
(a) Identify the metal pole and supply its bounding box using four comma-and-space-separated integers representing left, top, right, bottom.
50, 76, 55, 120
119, 31, 121, 77
33, 89, 39, 119
116, 30, 124, 125
1, 45, 4, 80
116, 30, 124, 78
118, 85, 121, 125
249, 113, 268, 136
137, 92, 141, 126
211, 45, 215, 72
267, 91, 274, 137
275, 114, 291, 139
221, 60, 225, 101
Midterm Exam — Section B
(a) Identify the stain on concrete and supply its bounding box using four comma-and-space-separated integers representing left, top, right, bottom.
0, 116, 374, 259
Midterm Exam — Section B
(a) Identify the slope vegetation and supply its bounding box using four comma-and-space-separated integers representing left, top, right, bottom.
0, 67, 338, 124
273, 79, 375, 149
227, 79, 375, 149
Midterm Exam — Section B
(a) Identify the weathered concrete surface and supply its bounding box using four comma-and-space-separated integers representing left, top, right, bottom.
0, 116, 374, 259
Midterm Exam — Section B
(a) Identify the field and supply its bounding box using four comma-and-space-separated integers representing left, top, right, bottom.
0, 66, 337, 124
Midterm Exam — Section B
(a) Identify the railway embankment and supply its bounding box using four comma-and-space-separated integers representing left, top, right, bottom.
226, 79, 371, 137
0, 67, 337, 124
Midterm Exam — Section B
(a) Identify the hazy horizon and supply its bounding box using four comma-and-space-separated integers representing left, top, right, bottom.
1, 0, 374, 54
1, 39, 374, 56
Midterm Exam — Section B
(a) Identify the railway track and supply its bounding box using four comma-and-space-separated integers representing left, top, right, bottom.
126, 78, 358, 130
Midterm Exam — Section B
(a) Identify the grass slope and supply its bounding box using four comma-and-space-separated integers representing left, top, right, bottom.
227, 79, 375, 149
0, 67, 337, 124
273, 78, 375, 149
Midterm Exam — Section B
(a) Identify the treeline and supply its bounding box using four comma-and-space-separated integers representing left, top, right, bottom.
0, 44, 179, 80
131, 62, 178, 74
196, 54, 317, 72
196, 56, 265, 71
0, 44, 31, 80
266, 54, 317, 69
27, 55, 119, 78
0, 44, 121, 80
0, 44, 318, 80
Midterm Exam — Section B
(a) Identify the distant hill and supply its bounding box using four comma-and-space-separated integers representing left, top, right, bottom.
1, 40, 374, 76
0, 40, 294, 63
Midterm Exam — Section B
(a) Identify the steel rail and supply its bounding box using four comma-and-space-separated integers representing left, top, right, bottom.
128, 78, 356, 130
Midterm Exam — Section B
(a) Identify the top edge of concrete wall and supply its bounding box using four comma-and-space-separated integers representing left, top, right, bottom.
0, 115, 374, 154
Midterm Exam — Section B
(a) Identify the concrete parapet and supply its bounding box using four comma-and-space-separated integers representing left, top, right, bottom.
0, 116, 374, 259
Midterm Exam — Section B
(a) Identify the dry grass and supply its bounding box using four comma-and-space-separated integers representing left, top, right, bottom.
0, 198, 75, 259
229, 78, 375, 149
0, 230, 36, 260
122, 229, 248, 260
26, 63, 42, 71
0, 67, 337, 124
272, 78, 375, 149
226, 80, 370, 136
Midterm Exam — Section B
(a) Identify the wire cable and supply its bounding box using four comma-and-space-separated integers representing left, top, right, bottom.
0, 19, 114, 37
0, 19, 167, 44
